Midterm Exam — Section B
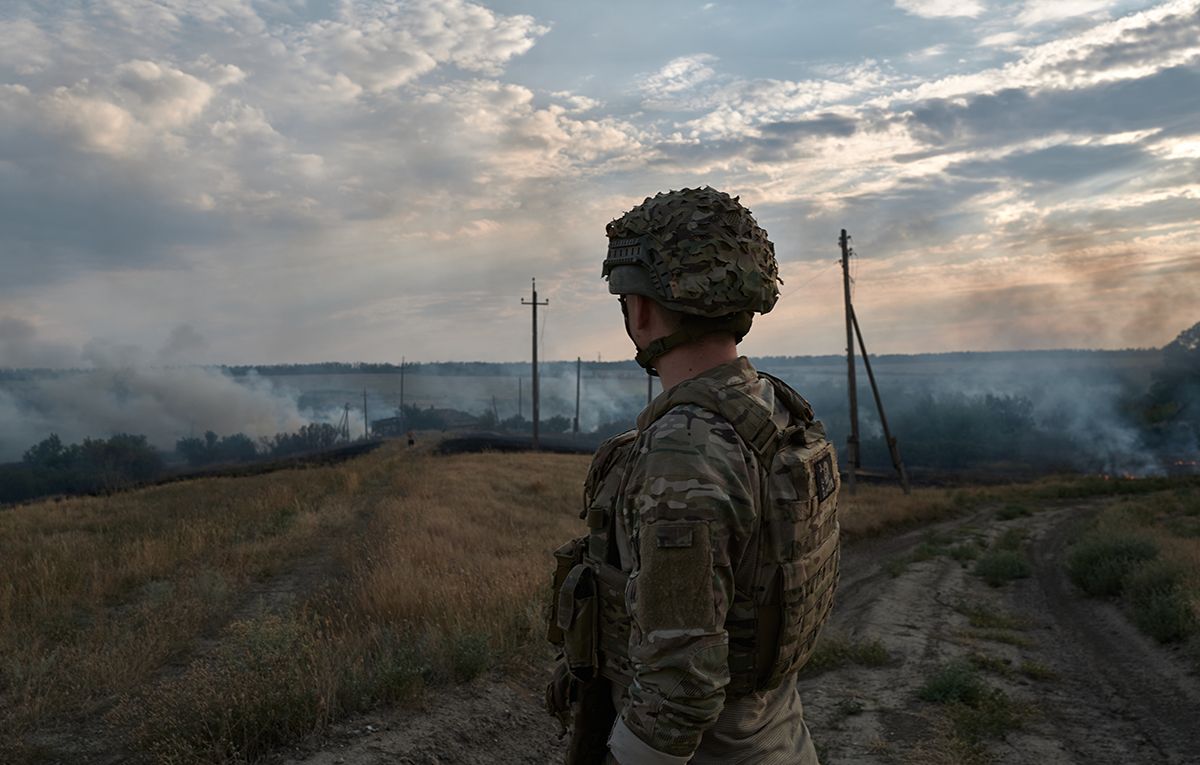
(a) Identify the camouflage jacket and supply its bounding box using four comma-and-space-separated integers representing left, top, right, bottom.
595, 357, 820, 765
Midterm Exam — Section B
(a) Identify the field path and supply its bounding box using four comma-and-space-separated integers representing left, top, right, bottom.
280, 501, 1200, 765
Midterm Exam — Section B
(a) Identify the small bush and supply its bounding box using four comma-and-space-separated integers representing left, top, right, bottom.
919, 661, 985, 705
450, 632, 492, 681
1018, 660, 1056, 681
949, 542, 983, 562
974, 551, 1032, 587
919, 661, 1027, 742
967, 652, 1011, 676
996, 503, 1031, 521
1066, 536, 1158, 597
1125, 561, 1197, 643
954, 600, 1027, 630
993, 527, 1027, 551
950, 688, 1026, 742
801, 633, 891, 675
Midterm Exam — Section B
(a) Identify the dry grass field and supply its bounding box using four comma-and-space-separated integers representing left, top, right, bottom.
2, 440, 1196, 764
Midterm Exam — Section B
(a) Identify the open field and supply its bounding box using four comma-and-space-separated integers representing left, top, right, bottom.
2, 444, 1198, 764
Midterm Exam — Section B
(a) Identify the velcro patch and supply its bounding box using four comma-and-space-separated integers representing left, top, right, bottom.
655, 523, 695, 548
815, 452, 836, 502
637, 522, 715, 632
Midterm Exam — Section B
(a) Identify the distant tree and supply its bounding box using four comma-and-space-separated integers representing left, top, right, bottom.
542, 415, 571, 434
23, 434, 67, 467
399, 404, 447, 430
266, 422, 341, 457
476, 408, 498, 430
500, 414, 530, 432
175, 435, 208, 466
176, 431, 261, 466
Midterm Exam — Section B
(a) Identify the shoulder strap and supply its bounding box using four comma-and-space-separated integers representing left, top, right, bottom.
636, 372, 808, 459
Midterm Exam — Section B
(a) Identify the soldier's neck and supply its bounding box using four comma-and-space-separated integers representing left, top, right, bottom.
654, 336, 739, 392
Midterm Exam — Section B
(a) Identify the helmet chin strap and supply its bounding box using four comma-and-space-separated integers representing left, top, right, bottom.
630, 312, 753, 375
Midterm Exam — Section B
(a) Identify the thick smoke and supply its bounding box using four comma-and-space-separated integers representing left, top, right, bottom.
0, 322, 314, 461
0, 368, 312, 462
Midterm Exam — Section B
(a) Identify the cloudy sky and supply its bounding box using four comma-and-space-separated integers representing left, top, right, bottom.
1, 0, 1197, 367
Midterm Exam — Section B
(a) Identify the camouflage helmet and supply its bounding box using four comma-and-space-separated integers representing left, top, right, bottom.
603, 186, 781, 317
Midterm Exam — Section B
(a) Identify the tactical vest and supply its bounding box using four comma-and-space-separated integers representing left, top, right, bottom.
548, 371, 841, 697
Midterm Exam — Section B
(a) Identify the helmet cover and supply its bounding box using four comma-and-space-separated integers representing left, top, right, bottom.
603, 186, 781, 317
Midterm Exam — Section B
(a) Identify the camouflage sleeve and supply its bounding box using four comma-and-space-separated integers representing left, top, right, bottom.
609, 404, 757, 763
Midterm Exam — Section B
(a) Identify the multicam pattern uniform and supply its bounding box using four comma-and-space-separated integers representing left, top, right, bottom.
592, 358, 825, 765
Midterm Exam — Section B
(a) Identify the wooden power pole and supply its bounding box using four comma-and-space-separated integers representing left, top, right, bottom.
839, 229, 911, 495
840, 229, 860, 494
521, 278, 549, 449
363, 388, 368, 440
574, 356, 581, 435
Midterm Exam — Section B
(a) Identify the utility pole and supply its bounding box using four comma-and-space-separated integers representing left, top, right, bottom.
841, 229, 860, 495
363, 388, 369, 440
518, 377, 522, 419
399, 356, 405, 430
840, 229, 910, 495
521, 278, 549, 449
574, 356, 581, 435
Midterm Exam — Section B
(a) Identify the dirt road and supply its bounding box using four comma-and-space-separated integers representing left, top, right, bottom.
280, 502, 1200, 764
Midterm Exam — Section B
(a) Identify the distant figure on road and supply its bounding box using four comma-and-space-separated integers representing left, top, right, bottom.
546, 187, 842, 764
406, 431, 415, 448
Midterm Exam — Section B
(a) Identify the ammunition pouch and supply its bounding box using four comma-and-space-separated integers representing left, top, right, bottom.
547, 537, 586, 647
548, 536, 601, 682
557, 563, 598, 681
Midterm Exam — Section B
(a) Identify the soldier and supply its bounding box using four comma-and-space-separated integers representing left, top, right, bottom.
547, 187, 841, 764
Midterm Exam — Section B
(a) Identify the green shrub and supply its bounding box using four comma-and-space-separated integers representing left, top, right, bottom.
1125, 560, 1197, 643
996, 503, 1031, 520
974, 551, 1032, 587
949, 542, 983, 562
918, 661, 985, 705
450, 632, 492, 681
1066, 536, 1158, 596
801, 633, 891, 675
919, 660, 1027, 742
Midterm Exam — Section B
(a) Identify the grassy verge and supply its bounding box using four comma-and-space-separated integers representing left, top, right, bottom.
1066, 487, 1200, 646
0, 444, 587, 763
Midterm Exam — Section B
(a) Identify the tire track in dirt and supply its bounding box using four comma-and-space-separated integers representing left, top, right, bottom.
1008, 506, 1200, 764
803, 502, 1200, 765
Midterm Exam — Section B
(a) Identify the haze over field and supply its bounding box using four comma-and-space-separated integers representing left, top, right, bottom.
1, 0, 1198, 367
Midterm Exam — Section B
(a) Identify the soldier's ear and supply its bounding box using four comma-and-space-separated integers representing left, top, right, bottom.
627, 294, 656, 333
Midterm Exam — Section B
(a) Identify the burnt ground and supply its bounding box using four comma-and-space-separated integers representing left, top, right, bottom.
278, 500, 1200, 765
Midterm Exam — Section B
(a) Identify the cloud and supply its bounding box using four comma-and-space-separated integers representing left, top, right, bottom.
1016, 0, 1116, 26
291, 1, 548, 93
884, 0, 1200, 104
638, 54, 719, 103
896, 0, 986, 18
2, 0, 1199, 367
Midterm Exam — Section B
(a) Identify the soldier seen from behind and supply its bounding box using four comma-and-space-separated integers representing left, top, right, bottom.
547, 187, 842, 764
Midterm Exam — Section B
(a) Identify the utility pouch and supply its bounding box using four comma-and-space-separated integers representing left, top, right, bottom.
557, 563, 598, 680
547, 536, 586, 647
